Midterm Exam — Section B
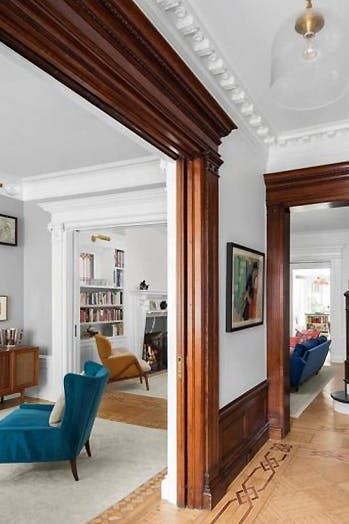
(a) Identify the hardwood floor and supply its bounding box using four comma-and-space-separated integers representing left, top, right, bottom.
98, 391, 167, 429
93, 365, 349, 523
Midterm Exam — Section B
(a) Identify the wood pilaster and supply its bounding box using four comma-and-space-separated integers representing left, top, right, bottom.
266, 204, 290, 439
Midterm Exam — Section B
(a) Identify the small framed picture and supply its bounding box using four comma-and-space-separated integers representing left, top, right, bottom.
0, 214, 17, 246
226, 243, 265, 332
0, 296, 8, 321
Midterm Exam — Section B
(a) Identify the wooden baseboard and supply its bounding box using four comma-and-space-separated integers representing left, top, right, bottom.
217, 380, 269, 495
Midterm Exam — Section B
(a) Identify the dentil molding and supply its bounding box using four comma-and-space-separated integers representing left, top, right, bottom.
136, 0, 349, 150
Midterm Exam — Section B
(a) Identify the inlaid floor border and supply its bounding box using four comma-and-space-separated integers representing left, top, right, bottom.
90, 468, 167, 523
208, 443, 293, 524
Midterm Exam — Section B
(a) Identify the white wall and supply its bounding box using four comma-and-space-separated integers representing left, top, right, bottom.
124, 226, 167, 292
23, 201, 51, 354
219, 132, 268, 408
0, 195, 24, 330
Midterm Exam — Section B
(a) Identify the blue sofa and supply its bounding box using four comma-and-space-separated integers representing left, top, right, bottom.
0, 361, 109, 480
290, 337, 331, 390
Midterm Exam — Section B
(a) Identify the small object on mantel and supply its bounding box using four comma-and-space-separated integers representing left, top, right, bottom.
139, 280, 149, 290
331, 290, 349, 413
86, 326, 99, 338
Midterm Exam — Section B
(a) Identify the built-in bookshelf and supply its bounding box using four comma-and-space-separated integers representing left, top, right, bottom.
79, 247, 125, 340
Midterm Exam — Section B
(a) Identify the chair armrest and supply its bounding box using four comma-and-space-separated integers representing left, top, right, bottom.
19, 403, 54, 412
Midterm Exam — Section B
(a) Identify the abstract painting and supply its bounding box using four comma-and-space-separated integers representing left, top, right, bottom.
226, 243, 265, 332
0, 214, 17, 246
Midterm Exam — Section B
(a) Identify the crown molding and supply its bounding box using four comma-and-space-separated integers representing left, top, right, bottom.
39, 187, 167, 230
136, 0, 349, 151
135, 0, 275, 149
20, 156, 166, 202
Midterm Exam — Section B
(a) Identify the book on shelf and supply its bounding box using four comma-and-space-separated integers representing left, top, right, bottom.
114, 249, 125, 268
112, 323, 124, 336
80, 307, 123, 323
80, 290, 123, 306
113, 268, 124, 288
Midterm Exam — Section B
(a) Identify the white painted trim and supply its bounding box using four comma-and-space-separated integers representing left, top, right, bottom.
22, 157, 165, 201
161, 161, 177, 504
135, 0, 273, 149
43, 187, 168, 399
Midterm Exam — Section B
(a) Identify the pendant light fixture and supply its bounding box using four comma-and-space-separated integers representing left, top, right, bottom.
270, 0, 349, 110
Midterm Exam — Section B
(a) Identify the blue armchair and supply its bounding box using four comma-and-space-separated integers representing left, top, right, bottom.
0, 361, 109, 480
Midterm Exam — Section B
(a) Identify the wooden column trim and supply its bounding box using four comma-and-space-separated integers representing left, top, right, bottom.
266, 204, 290, 439
185, 153, 222, 509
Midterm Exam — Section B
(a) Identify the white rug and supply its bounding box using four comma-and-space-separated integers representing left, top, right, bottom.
107, 371, 167, 399
0, 410, 167, 524
290, 365, 338, 418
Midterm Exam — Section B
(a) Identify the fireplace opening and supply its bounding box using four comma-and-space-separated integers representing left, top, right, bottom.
142, 314, 167, 371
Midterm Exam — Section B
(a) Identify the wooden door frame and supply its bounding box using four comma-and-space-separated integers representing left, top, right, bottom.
264, 161, 349, 439
0, 0, 236, 509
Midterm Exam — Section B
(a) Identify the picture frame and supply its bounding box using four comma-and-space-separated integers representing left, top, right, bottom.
0, 214, 17, 246
226, 243, 265, 332
0, 295, 8, 321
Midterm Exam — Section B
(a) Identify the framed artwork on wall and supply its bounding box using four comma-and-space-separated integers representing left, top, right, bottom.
0, 295, 8, 321
0, 214, 17, 246
226, 243, 265, 332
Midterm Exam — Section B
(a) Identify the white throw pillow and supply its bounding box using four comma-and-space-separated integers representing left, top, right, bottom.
49, 393, 65, 427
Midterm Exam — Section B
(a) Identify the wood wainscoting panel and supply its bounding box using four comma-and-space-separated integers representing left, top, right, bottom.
219, 381, 269, 492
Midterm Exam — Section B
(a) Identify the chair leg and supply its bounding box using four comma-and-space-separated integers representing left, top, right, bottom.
139, 375, 143, 384
144, 373, 149, 391
70, 459, 79, 481
85, 439, 91, 457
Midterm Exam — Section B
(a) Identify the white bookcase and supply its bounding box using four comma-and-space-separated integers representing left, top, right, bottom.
78, 234, 126, 368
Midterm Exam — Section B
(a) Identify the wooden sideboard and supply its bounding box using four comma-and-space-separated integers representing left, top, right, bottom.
0, 345, 39, 403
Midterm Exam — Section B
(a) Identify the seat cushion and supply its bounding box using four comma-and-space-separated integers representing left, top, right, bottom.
0, 407, 51, 428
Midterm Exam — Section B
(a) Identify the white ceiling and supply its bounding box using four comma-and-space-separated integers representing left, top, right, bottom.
0, 43, 155, 181
291, 204, 349, 233
137, 0, 349, 149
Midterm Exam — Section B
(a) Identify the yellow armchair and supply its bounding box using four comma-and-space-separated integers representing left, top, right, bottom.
94, 334, 150, 390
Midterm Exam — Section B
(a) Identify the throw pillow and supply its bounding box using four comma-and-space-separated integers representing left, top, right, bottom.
49, 393, 65, 427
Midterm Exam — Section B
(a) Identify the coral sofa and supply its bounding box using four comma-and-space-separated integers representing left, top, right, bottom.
290, 336, 331, 390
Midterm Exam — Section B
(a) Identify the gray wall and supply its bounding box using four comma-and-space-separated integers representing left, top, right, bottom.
23, 201, 51, 354
0, 195, 24, 331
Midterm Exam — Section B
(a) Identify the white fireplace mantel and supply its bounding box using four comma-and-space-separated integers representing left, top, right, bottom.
128, 289, 167, 358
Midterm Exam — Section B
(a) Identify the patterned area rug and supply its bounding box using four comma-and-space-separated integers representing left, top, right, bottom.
98, 391, 167, 430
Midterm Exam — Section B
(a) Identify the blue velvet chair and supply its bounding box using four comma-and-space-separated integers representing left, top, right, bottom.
0, 361, 109, 480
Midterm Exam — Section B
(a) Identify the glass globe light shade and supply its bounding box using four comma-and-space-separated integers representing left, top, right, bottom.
270, 8, 349, 110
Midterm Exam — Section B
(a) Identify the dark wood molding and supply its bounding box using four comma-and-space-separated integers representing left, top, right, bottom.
266, 205, 290, 439
0, 0, 235, 160
185, 157, 221, 509
0, 0, 236, 509
264, 160, 349, 439
218, 381, 269, 492
265, 161, 349, 207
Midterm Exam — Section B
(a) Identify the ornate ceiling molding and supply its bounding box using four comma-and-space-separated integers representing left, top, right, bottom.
137, 0, 349, 150
136, 0, 275, 148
